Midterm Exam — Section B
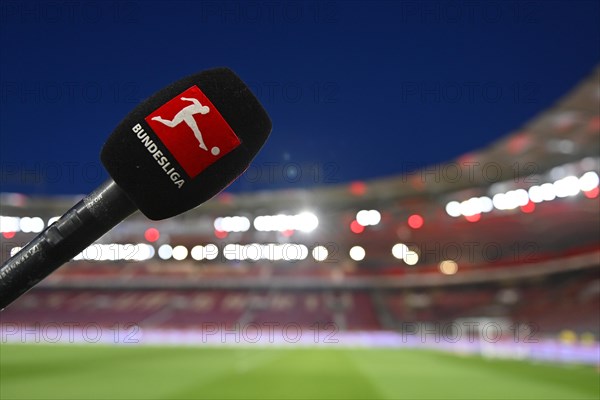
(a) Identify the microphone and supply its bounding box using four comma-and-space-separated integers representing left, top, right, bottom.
0, 68, 272, 309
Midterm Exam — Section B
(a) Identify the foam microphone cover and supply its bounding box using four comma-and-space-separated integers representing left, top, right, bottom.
101, 68, 271, 220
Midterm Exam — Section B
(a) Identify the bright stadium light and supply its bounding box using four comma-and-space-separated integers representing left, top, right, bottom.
253, 212, 318, 232
447, 164, 598, 217
296, 212, 319, 232
528, 185, 544, 203
514, 189, 529, 207
158, 244, 173, 260
349, 246, 365, 261
19, 217, 33, 233
479, 196, 494, 213
204, 244, 219, 260
368, 210, 381, 225
312, 245, 328, 262
10, 247, 22, 257
579, 171, 599, 192
0, 216, 20, 233
223, 243, 308, 261
29, 217, 44, 233
214, 216, 251, 232
404, 250, 419, 266
459, 198, 480, 216
356, 210, 370, 226
47, 216, 60, 226
191, 245, 204, 261
172, 245, 188, 261
554, 176, 580, 198
223, 244, 238, 260
72, 243, 155, 262
356, 210, 380, 226
392, 243, 409, 260
540, 183, 556, 201
439, 260, 458, 275
445, 201, 461, 217
131, 244, 155, 261
492, 193, 507, 210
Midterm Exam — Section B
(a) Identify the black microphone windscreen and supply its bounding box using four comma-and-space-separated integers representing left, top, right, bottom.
101, 68, 271, 220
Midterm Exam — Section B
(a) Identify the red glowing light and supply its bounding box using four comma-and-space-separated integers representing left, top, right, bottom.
584, 187, 599, 199
349, 181, 367, 196
215, 230, 228, 239
407, 214, 424, 229
465, 213, 481, 222
218, 192, 234, 204
520, 201, 535, 213
588, 116, 600, 132
144, 228, 160, 242
282, 229, 294, 237
350, 220, 365, 234
2, 231, 16, 239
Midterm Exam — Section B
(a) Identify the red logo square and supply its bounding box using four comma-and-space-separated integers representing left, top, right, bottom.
145, 86, 241, 178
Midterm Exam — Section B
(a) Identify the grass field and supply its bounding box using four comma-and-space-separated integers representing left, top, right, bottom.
1, 345, 598, 399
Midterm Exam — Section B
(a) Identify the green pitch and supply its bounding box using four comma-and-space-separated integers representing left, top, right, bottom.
1, 345, 598, 399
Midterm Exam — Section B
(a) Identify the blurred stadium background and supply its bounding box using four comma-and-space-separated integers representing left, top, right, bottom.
1, 66, 599, 398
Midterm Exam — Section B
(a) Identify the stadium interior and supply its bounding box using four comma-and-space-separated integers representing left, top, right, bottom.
1, 67, 598, 352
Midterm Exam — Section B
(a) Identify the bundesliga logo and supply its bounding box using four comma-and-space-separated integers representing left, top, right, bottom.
145, 85, 241, 180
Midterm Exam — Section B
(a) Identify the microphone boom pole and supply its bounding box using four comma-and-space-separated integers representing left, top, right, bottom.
0, 180, 137, 309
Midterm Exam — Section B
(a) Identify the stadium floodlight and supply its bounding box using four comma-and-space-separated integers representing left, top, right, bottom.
349, 246, 365, 261
47, 216, 60, 227
479, 196, 494, 213
404, 251, 419, 266
0, 68, 271, 309
492, 193, 507, 210
356, 209, 381, 226
204, 244, 219, 260
459, 198, 479, 217
72, 243, 155, 262
368, 210, 381, 225
528, 185, 544, 203
214, 216, 251, 232
439, 260, 458, 275
172, 246, 188, 261
190, 244, 220, 261
540, 183, 556, 201
356, 210, 370, 226
16, 216, 48, 234
252, 212, 318, 232
29, 218, 45, 233
131, 244, 155, 261
0, 216, 20, 233
392, 243, 409, 260
18, 217, 32, 233
158, 244, 173, 260
312, 245, 328, 262
296, 212, 319, 232
554, 176, 580, 198
223, 244, 238, 260
222, 243, 308, 261
445, 201, 461, 217
579, 171, 599, 192
191, 245, 205, 261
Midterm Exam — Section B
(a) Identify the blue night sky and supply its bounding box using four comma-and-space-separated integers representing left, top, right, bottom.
0, 0, 598, 195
